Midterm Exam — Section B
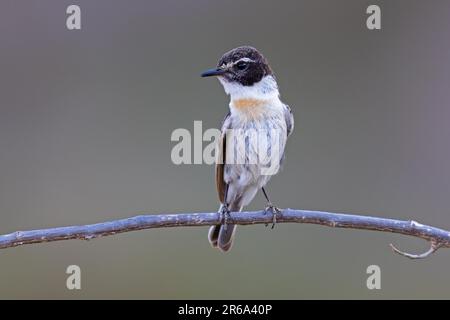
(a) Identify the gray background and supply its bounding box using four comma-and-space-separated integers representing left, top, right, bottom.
1, 0, 450, 299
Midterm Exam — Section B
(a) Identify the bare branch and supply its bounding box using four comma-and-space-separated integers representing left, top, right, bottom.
0, 209, 449, 258
390, 240, 443, 259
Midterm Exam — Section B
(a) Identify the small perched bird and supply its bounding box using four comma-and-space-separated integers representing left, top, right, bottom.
201, 46, 294, 252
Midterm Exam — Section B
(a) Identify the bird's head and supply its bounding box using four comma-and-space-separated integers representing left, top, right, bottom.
202, 45, 275, 87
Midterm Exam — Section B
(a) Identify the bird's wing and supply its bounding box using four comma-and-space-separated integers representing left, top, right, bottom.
284, 104, 294, 137
216, 112, 232, 204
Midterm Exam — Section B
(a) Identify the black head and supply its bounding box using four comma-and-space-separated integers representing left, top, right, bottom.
201, 46, 273, 86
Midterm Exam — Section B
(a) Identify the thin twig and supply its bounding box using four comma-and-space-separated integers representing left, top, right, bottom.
390, 240, 443, 259
0, 209, 449, 259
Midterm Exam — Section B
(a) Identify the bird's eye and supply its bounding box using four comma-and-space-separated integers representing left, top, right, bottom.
236, 61, 248, 70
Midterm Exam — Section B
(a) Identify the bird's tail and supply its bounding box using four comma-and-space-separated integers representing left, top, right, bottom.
208, 203, 241, 252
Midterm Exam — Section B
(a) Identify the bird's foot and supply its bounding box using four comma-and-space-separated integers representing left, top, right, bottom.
264, 203, 282, 229
219, 204, 232, 231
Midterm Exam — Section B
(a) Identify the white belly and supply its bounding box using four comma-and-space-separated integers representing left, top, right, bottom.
223, 106, 287, 208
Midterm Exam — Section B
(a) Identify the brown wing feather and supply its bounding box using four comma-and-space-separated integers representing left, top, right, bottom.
215, 112, 231, 203
215, 136, 226, 203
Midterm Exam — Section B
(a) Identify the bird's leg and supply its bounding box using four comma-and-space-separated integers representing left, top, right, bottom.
219, 203, 232, 231
220, 183, 232, 231
262, 187, 281, 229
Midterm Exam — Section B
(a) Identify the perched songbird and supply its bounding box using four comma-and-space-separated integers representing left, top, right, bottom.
201, 46, 294, 252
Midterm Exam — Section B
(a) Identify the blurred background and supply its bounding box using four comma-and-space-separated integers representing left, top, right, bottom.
0, 0, 450, 299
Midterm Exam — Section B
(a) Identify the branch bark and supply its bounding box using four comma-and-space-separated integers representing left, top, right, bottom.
1, 208, 449, 259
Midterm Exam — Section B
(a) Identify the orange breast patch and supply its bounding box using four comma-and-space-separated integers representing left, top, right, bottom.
231, 98, 269, 119
232, 98, 267, 109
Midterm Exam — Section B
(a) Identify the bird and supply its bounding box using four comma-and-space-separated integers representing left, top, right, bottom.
201, 46, 294, 252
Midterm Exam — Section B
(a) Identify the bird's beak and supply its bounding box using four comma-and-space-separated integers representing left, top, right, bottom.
201, 68, 226, 77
